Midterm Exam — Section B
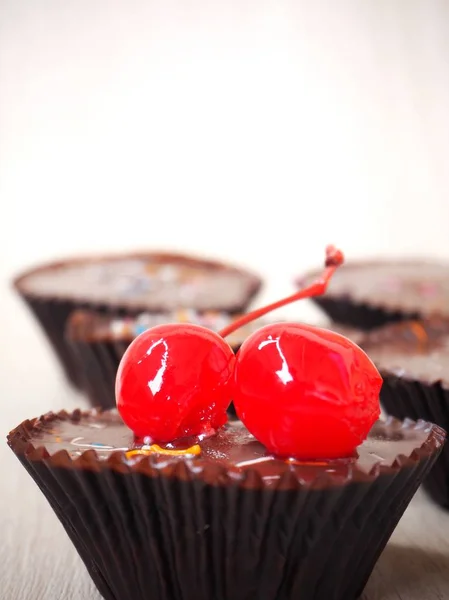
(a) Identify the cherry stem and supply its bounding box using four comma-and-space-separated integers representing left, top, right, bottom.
219, 245, 344, 339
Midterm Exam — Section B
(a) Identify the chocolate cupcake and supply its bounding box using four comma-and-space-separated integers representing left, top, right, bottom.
7, 409, 444, 600
296, 260, 449, 330
67, 309, 270, 412
13, 252, 262, 387
8, 253, 446, 600
360, 319, 449, 508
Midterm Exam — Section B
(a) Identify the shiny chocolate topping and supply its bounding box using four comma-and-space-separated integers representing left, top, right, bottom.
362, 319, 449, 387
67, 309, 272, 350
298, 261, 449, 317
8, 410, 444, 490
14, 253, 261, 312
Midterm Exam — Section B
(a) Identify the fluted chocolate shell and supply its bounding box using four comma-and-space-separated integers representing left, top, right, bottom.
361, 319, 449, 508
296, 260, 449, 330
7, 409, 445, 600
13, 253, 262, 387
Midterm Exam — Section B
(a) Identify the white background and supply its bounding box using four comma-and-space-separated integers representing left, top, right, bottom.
2, 5, 449, 597
1, 0, 449, 424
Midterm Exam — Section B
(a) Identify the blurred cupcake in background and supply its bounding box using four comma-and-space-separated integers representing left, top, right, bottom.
296, 260, 449, 330
13, 252, 262, 388
359, 318, 449, 509
67, 308, 271, 413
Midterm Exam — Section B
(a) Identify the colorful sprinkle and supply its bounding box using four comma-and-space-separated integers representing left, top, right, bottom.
111, 320, 126, 337
106, 309, 238, 340
125, 444, 201, 460
410, 321, 429, 346
419, 282, 439, 297
70, 436, 127, 451
285, 459, 330, 466
235, 456, 274, 468
134, 324, 149, 336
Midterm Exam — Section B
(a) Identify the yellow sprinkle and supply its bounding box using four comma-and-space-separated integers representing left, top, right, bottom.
55, 436, 62, 443
151, 444, 201, 456
410, 321, 428, 347
125, 449, 152, 459
285, 458, 329, 466
177, 309, 190, 323
125, 444, 201, 460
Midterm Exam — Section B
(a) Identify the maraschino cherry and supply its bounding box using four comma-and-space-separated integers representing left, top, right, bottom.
232, 322, 381, 459
116, 245, 382, 459
116, 324, 235, 441
219, 245, 381, 459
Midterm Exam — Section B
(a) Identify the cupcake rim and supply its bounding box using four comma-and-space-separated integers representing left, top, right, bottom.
13, 250, 263, 313
360, 318, 449, 390
296, 258, 449, 318
7, 409, 446, 491
66, 308, 274, 345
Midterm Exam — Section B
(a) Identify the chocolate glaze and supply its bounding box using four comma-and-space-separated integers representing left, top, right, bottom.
361, 319, 449, 388
298, 260, 449, 318
8, 409, 445, 490
67, 309, 271, 350
14, 252, 262, 313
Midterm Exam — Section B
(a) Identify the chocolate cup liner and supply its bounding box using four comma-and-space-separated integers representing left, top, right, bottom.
18, 294, 85, 387
15, 292, 255, 392
16, 294, 130, 389
310, 296, 418, 331
8, 413, 444, 600
68, 335, 242, 415
67, 336, 128, 409
380, 375, 449, 508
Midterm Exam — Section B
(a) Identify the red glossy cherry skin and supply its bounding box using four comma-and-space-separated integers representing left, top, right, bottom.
116, 323, 235, 441
233, 323, 382, 459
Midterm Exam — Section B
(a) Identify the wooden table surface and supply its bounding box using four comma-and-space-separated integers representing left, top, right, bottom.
2, 293, 449, 600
